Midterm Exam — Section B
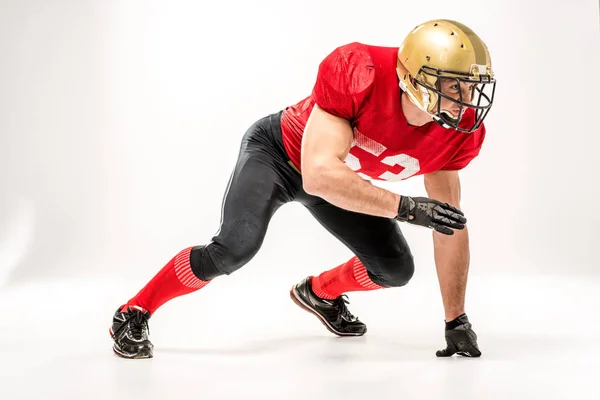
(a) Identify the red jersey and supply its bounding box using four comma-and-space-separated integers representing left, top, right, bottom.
280, 42, 486, 181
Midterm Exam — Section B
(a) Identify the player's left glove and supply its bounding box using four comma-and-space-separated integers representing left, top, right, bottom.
436, 314, 482, 358
395, 196, 466, 235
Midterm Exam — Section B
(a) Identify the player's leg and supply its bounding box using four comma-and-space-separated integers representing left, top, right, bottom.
290, 194, 414, 336
110, 114, 298, 358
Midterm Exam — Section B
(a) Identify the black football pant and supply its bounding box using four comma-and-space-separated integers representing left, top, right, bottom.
189, 111, 415, 287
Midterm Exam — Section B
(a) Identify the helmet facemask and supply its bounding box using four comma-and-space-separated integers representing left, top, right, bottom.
415, 65, 496, 133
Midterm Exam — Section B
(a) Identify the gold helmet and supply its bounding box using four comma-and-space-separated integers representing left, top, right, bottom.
397, 19, 496, 133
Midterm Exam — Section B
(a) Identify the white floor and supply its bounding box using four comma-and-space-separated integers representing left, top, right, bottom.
0, 270, 598, 400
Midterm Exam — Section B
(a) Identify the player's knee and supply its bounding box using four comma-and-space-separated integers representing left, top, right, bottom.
190, 237, 262, 280
222, 242, 260, 274
379, 252, 415, 287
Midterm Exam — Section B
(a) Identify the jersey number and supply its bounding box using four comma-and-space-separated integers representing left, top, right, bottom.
345, 129, 421, 181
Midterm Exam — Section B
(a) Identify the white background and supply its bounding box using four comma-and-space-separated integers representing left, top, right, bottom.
1, 0, 599, 285
1, 1, 599, 399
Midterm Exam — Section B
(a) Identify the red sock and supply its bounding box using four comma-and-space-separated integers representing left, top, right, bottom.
123, 247, 210, 315
311, 256, 385, 299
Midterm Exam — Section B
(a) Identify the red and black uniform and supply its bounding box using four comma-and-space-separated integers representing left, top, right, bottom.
123, 43, 485, 315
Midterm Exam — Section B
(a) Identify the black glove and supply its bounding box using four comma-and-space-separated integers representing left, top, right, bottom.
436, 314, 482, 358
395, 196, 466, 235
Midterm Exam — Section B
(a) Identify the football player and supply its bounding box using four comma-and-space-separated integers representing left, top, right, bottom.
110, 19, 496, 359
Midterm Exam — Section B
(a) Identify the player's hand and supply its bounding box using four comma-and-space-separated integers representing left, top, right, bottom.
394, 196, 466, 235
436, 314, 482, 358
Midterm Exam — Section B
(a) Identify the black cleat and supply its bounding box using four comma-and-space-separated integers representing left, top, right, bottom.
290, 277, 367, 336
109, 305, 153, 359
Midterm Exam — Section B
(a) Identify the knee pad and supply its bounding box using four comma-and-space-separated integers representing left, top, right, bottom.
190, 241, 260, 281
370, 251, 415, 288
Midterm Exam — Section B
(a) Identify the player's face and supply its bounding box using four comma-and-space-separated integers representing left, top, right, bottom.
438, 78, 478, 118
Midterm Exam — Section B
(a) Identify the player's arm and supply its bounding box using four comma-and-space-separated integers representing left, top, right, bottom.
301, 105, 401, 218
424, 170, 470, 321
302, 44, 466, 232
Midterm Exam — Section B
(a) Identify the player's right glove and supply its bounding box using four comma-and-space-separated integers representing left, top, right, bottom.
436, 314, 482, 358
394, 196, 466, 235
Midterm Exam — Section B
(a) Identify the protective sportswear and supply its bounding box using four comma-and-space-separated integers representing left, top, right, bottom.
436, 314, 482, 357
397, 19, 496, 133
395, 196, 466, 235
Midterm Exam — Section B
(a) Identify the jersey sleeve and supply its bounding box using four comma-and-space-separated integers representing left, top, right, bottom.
311, 43, 375, 121
441, 124, 487, 170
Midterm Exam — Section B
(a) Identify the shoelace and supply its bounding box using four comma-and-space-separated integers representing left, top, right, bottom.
126, 310, 150, 340
334, 295, 358, 322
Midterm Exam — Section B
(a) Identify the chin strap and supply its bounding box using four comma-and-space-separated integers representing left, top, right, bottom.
433, 112, 459, 129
